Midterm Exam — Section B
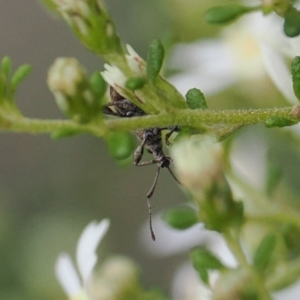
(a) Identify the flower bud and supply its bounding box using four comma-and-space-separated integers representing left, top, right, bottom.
171, 136, 244, 232
171, 135, 223, 195
53, 0, 123, 55
89, 256, 139, 300
48, 57, 102, 123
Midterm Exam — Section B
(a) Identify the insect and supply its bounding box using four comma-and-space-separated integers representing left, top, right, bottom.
103, 86, 180, 240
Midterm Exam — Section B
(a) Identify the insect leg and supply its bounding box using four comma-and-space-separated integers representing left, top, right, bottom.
133, 131, 152, 165
102, 105, 119, 116
167, 166, 181, 184
146, 166, 161, 241
165, 126, 180, 146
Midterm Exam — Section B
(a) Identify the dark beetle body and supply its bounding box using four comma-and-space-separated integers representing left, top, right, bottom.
102, 86, 180, 240
102, 86, 145, 117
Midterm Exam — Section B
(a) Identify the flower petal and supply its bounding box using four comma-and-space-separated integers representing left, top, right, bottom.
101, 64, 127, 88
167, 40, 236, 95
76, 219, 110, 284
171, 262, 214, 300
55, 253, 82, 297
260, 42, 298, 104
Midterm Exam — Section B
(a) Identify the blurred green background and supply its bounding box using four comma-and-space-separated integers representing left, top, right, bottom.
2, 0, 300, 299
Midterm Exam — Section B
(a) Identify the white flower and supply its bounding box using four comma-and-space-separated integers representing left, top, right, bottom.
101, 64, 127, 89
125, 44, 146, 75
171, 262, 216, 300
55, 219, 110, 300
167, 9, 300, 104
139, 215, 237, 267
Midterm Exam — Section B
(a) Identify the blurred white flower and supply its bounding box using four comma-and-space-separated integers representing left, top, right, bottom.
168, 9, 300, 104
171, 262, 217, 300
55, 219, 110, 300
272, 278, 300, 300
170, 136, 223, 194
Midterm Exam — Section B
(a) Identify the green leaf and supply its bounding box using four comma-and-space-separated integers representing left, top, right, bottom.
90, 72, 106, 100
253, 234, 276, 271
232, 201, 244, 228
190, 248, 225, 270
185, 88, 207, 109
147, 39, 164, 83
205, 4, 252, 25
265, 161, 282, 196
0, 72, 6, 100
106, 132, 135, 160
291, 56, 300, 101
1, 56, 12, 77
265, 117, 295, 128
162, 207, 198, 230
284, 6, 300, 37
10, 64, 32, 95
38, 0, 57, 13
195, 267, 209, 285
125, 77, 146, 91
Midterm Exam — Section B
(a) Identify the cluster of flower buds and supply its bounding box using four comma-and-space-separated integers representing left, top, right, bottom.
48, 57, 106, 123
171, 136, 244, 233
52, 0, 123, 56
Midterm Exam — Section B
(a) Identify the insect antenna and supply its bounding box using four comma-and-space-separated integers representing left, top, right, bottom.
146, 166, 161, 241
167, 166, 180, 184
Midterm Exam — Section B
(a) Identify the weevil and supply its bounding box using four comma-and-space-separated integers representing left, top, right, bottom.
103, 86, 180, 240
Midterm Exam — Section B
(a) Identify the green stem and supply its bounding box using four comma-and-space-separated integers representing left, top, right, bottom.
225, 230, 272, 300
0, 112, 104, 136
0, 105, 299, 136
106, 106, 300, 131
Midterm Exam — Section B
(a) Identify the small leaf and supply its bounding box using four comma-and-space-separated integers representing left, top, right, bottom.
265, 161, 282, 196
1, 56, 12, 77
205, 4, 252, 25
190, 248, 225, 270
253, 234, 276, 271
284, 6, 300, 37
106, 132, 135, 160
10, 64, 32, 94
291, 56, 300, 101
195, 267, 209, 285
0, 72, 6, 100
185, 88, 207, 109
232, 201, 244, 228
265, 117, 295, 128
125, 77, 146, 91
90, 72, 106, 100
162, 207, 198, 230
147, 39, 164, 83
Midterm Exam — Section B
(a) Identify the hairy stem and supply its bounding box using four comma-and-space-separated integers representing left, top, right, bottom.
0, 105, 299, 136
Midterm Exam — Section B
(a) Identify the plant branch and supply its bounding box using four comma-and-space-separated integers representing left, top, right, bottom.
106, 106, 300, 131
0, 105, 299, 137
